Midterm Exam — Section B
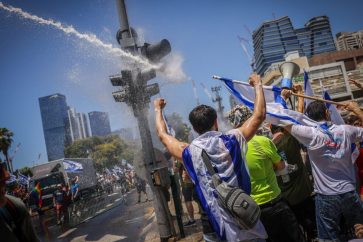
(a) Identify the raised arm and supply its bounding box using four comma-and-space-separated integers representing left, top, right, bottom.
237, 73, 266, 141
293, 84, 304, 113
345, 101, 363, 123
154, 98, 189, 160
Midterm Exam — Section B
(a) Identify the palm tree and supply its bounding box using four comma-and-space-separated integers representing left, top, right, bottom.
0, 128, 14, 173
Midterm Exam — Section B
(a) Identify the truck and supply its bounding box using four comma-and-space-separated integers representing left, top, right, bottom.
28, 158, 97, 212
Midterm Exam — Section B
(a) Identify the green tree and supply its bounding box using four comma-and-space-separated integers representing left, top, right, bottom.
166, 113, 191, 142
18, 166, 33, 177
0, 128, 14, 172
65, 135, 138, 171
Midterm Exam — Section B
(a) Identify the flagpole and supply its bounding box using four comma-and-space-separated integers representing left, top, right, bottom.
212, 75, 362, 110
290, 93, 343, 106
292, 92, 363, 111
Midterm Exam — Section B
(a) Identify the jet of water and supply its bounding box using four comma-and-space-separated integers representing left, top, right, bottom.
0, 2, 156, 69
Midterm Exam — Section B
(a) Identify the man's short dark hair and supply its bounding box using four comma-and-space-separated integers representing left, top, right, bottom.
270, 124, 284, 134
305, 101, 327, 122
189, 105, 217, 134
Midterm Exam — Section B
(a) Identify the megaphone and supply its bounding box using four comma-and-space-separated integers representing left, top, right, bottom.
279, 62, 300, 89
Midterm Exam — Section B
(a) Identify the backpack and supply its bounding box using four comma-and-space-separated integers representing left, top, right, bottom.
201, 149, 261, 229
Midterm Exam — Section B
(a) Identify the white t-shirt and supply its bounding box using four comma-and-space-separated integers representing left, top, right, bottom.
291, 123, 363, 195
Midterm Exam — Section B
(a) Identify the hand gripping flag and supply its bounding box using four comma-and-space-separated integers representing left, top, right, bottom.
214, 76, 318, 127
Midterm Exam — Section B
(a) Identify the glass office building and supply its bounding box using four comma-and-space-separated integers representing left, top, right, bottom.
253, 16, 336, 76
88, 111, 111, 137
296, 16, 336, 57
39, 93, 70, 161
253, 16, 302, 75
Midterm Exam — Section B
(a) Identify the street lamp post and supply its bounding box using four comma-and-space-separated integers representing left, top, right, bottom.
111, 0, 174, 240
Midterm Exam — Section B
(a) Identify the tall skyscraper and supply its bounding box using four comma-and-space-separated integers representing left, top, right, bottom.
296, 16, 336, 57
88, 111, 111, 137
39, 93, 70, 161
253, 16, 302, 75
253, 15, 336, 75
67, 108, 90, 142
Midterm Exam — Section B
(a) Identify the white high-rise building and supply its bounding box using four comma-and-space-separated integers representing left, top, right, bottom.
336, 30, 363, 51
67, 108, 90, 142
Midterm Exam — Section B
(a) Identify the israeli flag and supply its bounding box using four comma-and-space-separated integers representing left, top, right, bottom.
6, 173, 17, 184
216, 76, 318, 127
162, 113, 176, 137
113, 165, 122, 172
18, 173, 30, 186
323, 91, 345, 125
105, 168, 112, 175
304, 71, 314, 108
63, 159, 84, 173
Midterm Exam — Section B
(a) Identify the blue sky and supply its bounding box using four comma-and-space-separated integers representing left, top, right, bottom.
0, 0, 362, 169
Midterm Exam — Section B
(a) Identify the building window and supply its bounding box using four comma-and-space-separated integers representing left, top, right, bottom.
319, 42, 327, 46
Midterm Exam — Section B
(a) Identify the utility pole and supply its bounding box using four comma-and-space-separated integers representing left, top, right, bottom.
111, 1, 174, 240
211, 86, 224, 118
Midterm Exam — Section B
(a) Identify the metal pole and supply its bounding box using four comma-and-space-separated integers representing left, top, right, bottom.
170, 174, 185, 238
134, 106, 173, 240
114, 1, 175, 239
115, 0, 131, 38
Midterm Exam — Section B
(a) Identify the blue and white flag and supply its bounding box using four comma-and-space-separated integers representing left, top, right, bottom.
215, 76, 318, 127
63, 159, 84, 173
162, 113, 176, 137
18, 173, 30, 186
304, 71, 314, 108
113, 165, 122, 173
323, 91, 345, 125
6, 173, 17, 184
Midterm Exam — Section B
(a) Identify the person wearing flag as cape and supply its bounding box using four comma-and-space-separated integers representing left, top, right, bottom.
281, 89, 363, 241
154, 73, 267, 242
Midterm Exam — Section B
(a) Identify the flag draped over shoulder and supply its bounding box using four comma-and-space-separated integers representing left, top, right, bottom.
217, 76, 318, 127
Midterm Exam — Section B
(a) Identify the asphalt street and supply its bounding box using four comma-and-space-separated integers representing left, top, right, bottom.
36, 188, 157, 242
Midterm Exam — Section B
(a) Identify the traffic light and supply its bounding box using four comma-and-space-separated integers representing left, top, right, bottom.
140, 39, 171, 63
137, 69, 156, 85
145, 83, 160, 99
111, 36, 171, 106
112, 88, 129, 103
110, 70, 132, 86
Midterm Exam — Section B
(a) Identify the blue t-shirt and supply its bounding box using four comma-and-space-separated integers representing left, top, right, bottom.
71, 184, 80, 197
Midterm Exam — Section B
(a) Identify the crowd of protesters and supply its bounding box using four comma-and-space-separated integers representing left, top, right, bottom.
0, 162, 136, 242
154, 74, 363, 242
1, 74, 363, 241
